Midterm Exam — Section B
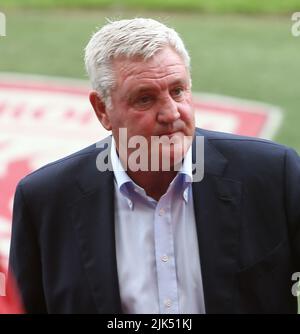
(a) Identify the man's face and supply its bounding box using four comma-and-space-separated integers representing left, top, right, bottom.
105, 47, 195, 169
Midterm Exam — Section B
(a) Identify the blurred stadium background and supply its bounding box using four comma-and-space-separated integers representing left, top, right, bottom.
0, 0, 299, 310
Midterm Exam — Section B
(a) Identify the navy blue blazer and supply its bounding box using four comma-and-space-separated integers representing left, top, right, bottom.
9, 128, 300, 313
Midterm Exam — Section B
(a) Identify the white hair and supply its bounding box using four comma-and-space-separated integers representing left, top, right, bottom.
84, 18, 191, 108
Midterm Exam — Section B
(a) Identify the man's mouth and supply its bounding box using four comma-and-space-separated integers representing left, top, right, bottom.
159, 130, 182, 137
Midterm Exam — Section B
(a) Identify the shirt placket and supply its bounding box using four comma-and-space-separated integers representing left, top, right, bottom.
154, 195, 179, 314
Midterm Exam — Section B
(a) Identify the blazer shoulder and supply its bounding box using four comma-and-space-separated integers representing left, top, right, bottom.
18, 136, 111, 192
195, 128, 300, 179
196, 127, 293, 156
197, 127, 281, 145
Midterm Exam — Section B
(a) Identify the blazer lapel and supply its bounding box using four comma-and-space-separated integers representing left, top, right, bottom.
192, 135, 242, 313
70, 138, 122, 313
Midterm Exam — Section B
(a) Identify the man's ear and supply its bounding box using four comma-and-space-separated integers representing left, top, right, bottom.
89, 91, 112, 130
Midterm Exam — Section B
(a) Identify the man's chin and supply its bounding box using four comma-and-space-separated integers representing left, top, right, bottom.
149, 147, 185, 172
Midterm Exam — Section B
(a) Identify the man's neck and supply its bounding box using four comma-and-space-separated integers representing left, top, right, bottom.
126, 170, 178, 201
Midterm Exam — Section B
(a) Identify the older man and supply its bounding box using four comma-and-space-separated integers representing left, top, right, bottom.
10, 18, 300, 314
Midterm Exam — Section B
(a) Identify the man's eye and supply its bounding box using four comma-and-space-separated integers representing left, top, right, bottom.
139, 96, 152, 103
135, 95, 154, 108
171, 87, 184, 99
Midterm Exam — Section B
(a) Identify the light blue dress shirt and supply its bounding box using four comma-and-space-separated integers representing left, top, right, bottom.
111, 139, 206, 314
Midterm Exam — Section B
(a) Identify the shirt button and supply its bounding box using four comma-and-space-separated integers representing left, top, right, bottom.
161, 255, 169, 262
183, 190, 188, 202
159, 208, 165, 216
128, 200, 133, 209
164, 299, 172, 308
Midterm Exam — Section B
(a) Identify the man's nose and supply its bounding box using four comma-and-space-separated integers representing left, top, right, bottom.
157, 97, 180, 124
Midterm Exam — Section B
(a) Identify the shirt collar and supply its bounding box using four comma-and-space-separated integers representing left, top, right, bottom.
177, 144, 193, 184
110, 137, 133, 197
110, 137, 193, 206
172, 144, 193, 203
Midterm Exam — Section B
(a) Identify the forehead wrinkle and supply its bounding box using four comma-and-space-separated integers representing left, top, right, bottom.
117, 65, 188, 92
112, 48, 190, 95
120, 59, 185, 75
